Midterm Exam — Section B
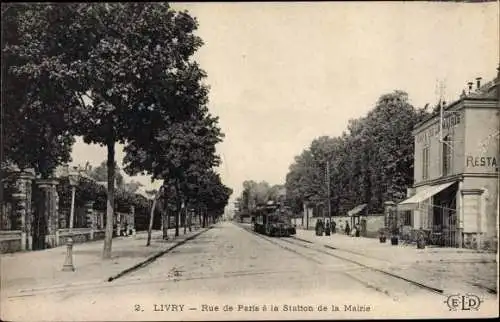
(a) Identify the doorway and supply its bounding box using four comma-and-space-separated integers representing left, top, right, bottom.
432, 183, 458, 247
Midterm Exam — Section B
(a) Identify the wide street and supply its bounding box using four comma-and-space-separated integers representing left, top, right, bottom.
2, 222, 497, 321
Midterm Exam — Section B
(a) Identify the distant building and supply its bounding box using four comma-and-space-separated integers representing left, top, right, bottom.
398, 71, 499, 250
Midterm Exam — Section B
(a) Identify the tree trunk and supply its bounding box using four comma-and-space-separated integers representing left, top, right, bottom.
146, 196, 157, 246
202, 208, 206, 228
188, 206, 192, 232
162, 208, 168, 240
175, 199, 181, 237
166, 208, 170, 229
103, 140, 115, 259
175, 206, 180, 237
174, 182, 180, 237
183, 205, 187, 234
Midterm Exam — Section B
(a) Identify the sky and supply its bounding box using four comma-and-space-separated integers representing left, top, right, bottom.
69, 2, 499, 209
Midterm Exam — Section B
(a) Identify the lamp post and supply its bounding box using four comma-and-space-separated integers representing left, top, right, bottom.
62, 168, 79, 272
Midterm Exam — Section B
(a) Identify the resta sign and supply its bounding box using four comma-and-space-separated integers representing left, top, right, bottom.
466, 155, 498, 168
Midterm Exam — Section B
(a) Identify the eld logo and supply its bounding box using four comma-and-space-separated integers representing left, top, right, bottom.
445, 294, 482, 311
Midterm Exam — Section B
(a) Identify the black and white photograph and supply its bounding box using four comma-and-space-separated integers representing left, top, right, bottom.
1, 1, 499, 320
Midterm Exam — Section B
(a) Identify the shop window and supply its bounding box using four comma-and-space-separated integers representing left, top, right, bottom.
442, 135, 452, 176
422, 146, 430, 180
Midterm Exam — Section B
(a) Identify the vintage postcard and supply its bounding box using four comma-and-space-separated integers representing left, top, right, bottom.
1, 1, 499, 321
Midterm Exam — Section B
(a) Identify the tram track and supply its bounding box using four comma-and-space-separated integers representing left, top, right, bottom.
236, 223, 448, 302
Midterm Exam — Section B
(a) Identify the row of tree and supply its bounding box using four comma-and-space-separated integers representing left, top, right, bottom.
285, 91, 431, 216
235, 181, 286, 215
2, 3, 231, 258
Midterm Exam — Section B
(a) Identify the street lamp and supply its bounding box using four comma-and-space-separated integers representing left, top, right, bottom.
62, 167, 79, 272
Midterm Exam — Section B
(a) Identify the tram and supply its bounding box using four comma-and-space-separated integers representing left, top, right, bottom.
253, 201, 296, 237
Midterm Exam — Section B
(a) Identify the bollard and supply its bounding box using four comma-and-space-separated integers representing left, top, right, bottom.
62, 237, 75, 272
417, 231, 426, 249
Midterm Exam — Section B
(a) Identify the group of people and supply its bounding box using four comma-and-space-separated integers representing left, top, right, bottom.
315, 219, 337, 235
315, 219, 361, 237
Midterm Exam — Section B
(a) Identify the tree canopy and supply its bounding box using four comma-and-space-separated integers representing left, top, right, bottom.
285, 90, 430, 216
3, 3, 232, 256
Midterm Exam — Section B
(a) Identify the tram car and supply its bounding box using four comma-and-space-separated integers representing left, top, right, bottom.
253, 202, 296, 237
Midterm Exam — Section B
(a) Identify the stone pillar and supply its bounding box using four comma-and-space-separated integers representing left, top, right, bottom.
129, 205, 136, 236
100, 212, 104, 230
303, 203, 310, 230
59, 210, 67, 230
85, 201, 95, 239
115, 212, 121, 236
461, 189, 483, 249
302, 203, 307, 228
384, 201, 396, 232
54, 190, 60, 245
23, 171, 34, 250
36, 179, 59, 248
11, 171, 35, 251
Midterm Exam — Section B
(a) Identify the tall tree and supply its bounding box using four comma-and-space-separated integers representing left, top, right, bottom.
285, 91, 430, 217
2, 4, 76, 178
7, 3, 209, 258
145, 188, 159, 247
87, 160, 124, 187
197, 170, 232, 225
123, 109, 224, 237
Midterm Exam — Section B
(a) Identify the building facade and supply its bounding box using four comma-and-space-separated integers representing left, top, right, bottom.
398, 73, 499, 250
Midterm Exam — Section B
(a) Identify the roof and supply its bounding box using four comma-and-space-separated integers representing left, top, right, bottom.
414, 75, 498, 131
135, 186, 153, 199
398, 181, 456, 211
348, 203, 367, 216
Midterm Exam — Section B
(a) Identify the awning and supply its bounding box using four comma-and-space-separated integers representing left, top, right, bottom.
348, 203, 367, 216
397, 181, 456, 211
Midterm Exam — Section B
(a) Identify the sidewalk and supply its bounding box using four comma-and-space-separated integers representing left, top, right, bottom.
295, 229, 497, 264
0, 226, 208, 296
295, 229, 498, 294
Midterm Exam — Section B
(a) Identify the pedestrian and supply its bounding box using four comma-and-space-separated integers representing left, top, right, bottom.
332, 221, 336, 234
355, 223, 360, 237
345, 221, 350, 235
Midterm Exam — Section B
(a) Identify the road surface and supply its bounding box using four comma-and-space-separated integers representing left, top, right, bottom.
1, 222, 496, 321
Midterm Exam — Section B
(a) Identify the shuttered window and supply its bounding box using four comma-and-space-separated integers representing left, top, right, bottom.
422, 146, 430, 180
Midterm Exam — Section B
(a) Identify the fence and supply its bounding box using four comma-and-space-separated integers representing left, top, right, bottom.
0, 169, 147, 253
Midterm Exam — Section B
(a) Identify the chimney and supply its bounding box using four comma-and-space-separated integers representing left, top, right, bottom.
467, 81, 473, 94
476, 77, 482, 90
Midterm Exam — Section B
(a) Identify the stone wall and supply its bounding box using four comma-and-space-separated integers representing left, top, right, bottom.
463, 232, 498, 252
300, 214, 385, 238
93, 230, 106, 240
361, 215, 385, 238
0, 231, 23, 253
240, 216, 252, 224
57, 228, 106, 245
1, 168, 138, 253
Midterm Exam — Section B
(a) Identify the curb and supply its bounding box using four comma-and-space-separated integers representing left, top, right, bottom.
107, 226, 213, 282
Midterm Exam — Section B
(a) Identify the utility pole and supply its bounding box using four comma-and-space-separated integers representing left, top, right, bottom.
326, 160, 331, 224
